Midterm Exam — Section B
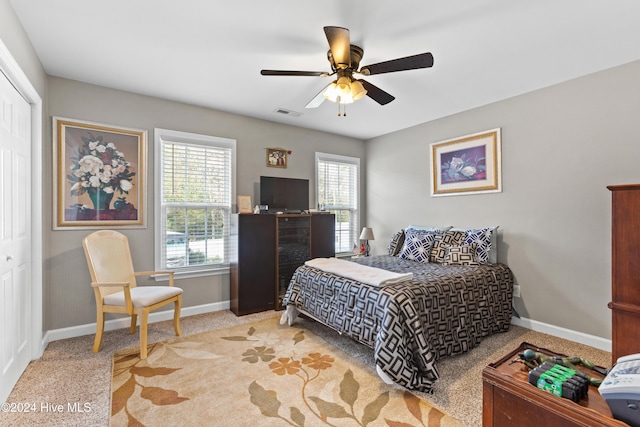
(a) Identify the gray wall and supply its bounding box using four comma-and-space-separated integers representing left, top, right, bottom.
4, 0, 638, 342
45, 77, 365, 330
366, 59, 640, 340
0, 0, 46, 95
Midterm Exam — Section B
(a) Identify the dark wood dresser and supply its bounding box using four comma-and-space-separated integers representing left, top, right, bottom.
482, 342, 627, 426
608, 184, 640, 363
230, 213, 335, 315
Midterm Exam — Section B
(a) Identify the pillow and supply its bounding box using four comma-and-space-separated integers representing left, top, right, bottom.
429, 230, 468, 263
399, 228, 437, 263
452, 226, 499, 264
442, 244, 479, 266
387, 230, 406, 256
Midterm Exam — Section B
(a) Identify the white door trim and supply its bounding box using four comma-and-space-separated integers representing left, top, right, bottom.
0, 38, 44, 360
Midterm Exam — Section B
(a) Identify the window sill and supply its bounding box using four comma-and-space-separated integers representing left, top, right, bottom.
153, 266, 230, 281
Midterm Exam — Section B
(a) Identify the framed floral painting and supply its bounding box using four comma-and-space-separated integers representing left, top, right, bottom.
430, 128, 502, 197
266, 148, 288, 168
53, 117, 147, 229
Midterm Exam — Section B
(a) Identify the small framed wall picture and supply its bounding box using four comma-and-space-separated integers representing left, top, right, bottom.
266, 148, 287, 168
237, 195, 252, 214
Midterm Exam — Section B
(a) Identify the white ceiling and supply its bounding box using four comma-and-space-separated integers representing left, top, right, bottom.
10, 0, 640, 140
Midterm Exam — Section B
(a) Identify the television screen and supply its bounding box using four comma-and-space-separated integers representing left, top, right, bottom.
260, 176, 309, 213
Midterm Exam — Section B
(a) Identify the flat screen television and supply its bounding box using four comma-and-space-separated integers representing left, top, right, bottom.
260, 176, 309, 213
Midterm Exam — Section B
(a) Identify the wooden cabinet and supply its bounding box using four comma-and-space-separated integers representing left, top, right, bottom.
482, 342, 625, 427
275, 213, 335, 309
230, 213, 335, 315
608, 184, 640, 362
230, 214, 276, 315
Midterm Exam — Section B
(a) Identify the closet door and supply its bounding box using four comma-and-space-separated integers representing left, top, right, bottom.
0, 69, 32, 402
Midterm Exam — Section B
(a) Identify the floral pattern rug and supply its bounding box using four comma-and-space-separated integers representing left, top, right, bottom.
110, 316, 463, 426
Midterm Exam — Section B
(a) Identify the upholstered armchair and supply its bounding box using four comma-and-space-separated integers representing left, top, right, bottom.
82, 230, 183, 359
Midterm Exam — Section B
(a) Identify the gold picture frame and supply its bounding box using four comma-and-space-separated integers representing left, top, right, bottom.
266, 147, 287, 168
430, 128, 502, 197
237, 195, 252, 214
53, 117, 147, 229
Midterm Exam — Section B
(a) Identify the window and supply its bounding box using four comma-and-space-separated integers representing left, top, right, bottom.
315, 152, 360, 254
155, 128, 236, 277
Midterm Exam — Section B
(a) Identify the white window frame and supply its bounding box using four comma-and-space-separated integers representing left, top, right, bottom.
315, 152, 360, 256
154, 128, 236, 279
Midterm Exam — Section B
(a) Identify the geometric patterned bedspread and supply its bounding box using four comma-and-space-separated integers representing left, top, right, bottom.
281, 255, 514, 392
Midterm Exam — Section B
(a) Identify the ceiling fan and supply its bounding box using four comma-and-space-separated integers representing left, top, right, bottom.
260, 26, 434, 112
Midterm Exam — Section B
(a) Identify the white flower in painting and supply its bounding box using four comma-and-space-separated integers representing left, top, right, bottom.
100, 170, 112, 183
107, 142, 116, 149
95, 144, 106, 153
89, 175, 101, 187
88, 141, 99, 150
120, 179, 132, 192
460, 165, 477, 177
70, 182, 81, 195
103, 186, 114, 194
78, 155, 103, 175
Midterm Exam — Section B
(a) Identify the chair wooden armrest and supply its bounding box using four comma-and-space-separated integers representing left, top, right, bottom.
90, 281, 131, 288
90, 281, 133, 313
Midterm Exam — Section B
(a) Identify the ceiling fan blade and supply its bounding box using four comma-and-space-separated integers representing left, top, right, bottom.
360, 52, 434, 75
324, 26, 351, 68
261, 70, 327, 77
305, 83, 331, 109
360, 80, 395, 105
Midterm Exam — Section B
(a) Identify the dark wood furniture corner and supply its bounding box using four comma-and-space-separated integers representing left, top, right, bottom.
230, 214, 276, 315
482, 342, 626, 427
230, 213, 335, 315
608, 184, 640, 363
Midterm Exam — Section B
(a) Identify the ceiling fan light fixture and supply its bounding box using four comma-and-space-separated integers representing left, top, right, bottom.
336, 75, 351, 92
323, 81, 355, 104
350, 79, 367, 101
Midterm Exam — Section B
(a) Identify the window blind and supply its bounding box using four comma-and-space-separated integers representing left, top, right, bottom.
155, 129, 235, 275
316, 153, 359, 254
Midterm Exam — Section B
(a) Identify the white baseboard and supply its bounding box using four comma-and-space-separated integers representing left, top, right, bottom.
511, 316, 611, 352
41, 300, 230, 349
39, 304, 610, 355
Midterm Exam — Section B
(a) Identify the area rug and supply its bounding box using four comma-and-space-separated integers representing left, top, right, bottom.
111, 315, 463, 426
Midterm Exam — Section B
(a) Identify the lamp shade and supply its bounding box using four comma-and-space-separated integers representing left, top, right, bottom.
360, 227, 375, 241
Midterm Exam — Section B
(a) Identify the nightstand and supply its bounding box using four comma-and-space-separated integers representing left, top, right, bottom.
482, 342, 627, 426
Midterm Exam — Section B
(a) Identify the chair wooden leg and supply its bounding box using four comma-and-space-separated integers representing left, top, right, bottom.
140, 309, 149, 359
173, 296, 182, 336
129, 313, 137, 334
93, 309, 105, 353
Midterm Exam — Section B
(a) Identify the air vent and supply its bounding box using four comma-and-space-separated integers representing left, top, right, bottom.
274, 108, 302, 117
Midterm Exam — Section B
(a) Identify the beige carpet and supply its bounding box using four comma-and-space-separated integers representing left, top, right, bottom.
2, 309, 612, 426
110, 315, 463, 426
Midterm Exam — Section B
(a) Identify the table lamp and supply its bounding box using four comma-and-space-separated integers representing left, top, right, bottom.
359, 227, 375, 256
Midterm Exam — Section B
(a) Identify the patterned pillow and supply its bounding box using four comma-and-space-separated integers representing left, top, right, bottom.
399, 229, 437, 263
458, 226, 498, 264
429, 230, 467, 263
387, 230, 406, 256
442, 244, 479, 266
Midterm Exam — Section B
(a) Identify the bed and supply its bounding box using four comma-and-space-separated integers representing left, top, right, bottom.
280, 226, 514, 392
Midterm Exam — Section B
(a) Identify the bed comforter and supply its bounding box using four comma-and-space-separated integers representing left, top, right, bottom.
281, 255, 514, 392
